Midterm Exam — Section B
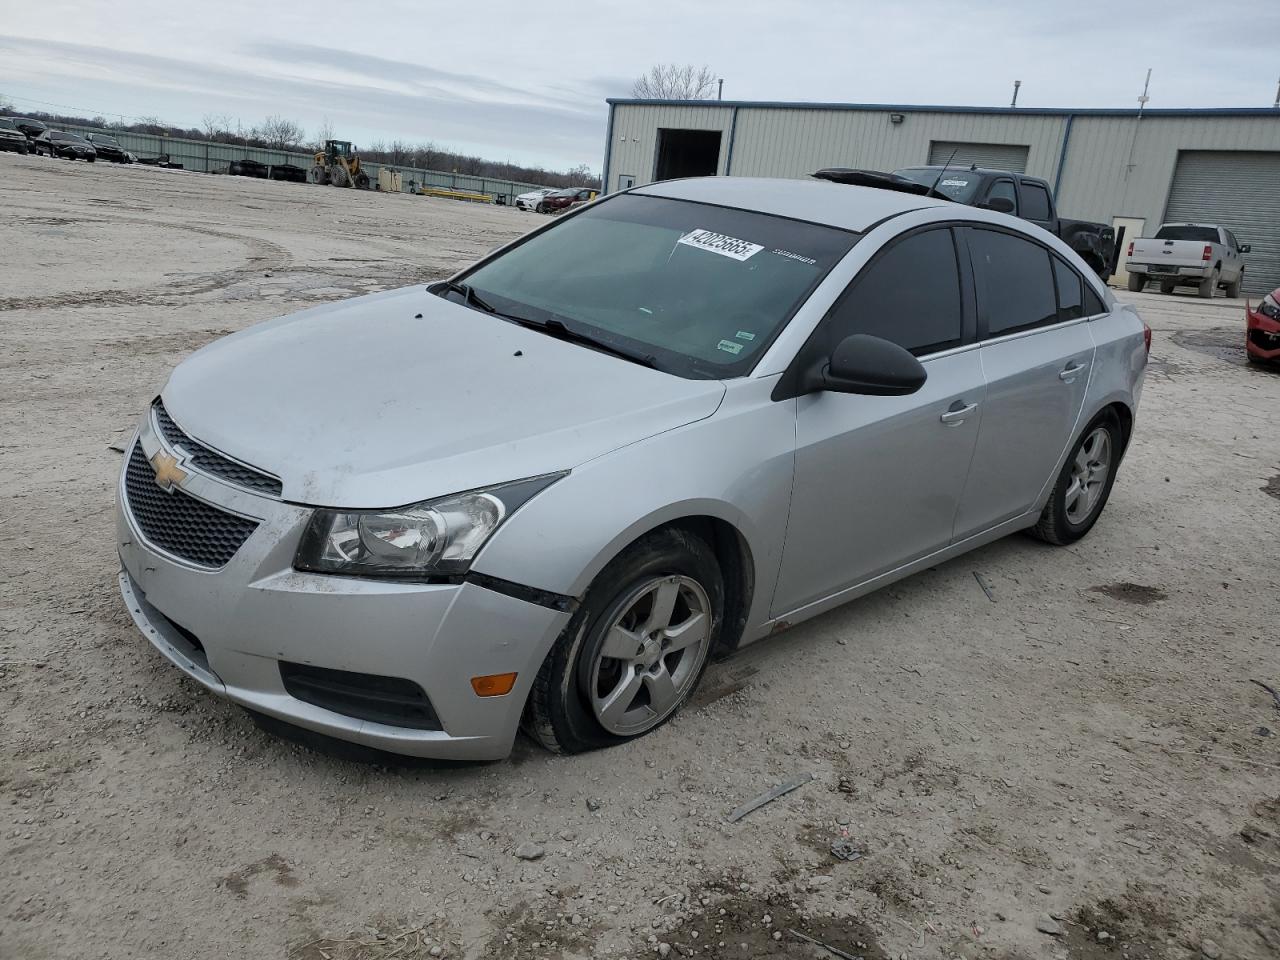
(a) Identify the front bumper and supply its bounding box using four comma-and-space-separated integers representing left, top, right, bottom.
1246, 304, 1280, 361
115, 413, 572, 761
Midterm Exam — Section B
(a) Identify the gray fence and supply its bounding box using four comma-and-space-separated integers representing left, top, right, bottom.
59, 124, 553, 204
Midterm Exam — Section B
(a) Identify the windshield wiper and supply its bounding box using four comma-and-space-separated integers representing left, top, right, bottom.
436, 280, 497, 314
506, 316, 659, 369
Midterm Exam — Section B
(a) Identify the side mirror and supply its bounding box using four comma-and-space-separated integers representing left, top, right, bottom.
980, 196, 1015, 214
1240, 243, 1251, 253
805, 334, 927, 396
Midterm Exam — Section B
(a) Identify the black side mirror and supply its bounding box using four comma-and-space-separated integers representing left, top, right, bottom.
804, 334, 927, 396
1240, 243, 1251, 253
980, 196, 1015, 214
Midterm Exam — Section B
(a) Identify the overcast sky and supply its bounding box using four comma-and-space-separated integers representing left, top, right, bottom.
3, 1, 1278, 171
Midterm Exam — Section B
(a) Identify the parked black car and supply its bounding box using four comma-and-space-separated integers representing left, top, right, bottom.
32, 130, 97, 161
9, 117, 49, 141
0, 118, 31, 154
892, 166, 1116, 281
84, 133, 130, 163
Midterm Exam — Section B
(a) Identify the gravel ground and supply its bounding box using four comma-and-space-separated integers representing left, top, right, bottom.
2, 154, 1278, 960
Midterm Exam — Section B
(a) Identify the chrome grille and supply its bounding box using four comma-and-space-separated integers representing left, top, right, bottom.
152, 400, 282, 497
124, 443, 258, 568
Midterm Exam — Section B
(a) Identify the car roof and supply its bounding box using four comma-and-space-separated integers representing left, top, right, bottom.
631, 176, 950, 232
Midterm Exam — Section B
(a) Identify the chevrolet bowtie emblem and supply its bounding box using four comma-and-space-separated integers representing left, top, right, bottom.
150, 449, 188, 493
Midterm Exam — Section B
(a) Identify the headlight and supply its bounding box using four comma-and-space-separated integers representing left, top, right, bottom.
1259, 294, 1280, 320
294, 473, 565, 578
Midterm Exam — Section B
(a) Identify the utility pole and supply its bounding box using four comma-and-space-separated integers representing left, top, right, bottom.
1137, 67, 1151, 116
1010, 80, 1021, 108
717, 78, 724, 101
1273, 75, 1279, 108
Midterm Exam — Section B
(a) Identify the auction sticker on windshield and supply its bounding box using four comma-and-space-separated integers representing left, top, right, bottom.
678, 229, 763, 262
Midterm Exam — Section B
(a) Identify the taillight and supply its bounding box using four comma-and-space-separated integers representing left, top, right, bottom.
1143, 321, 1152, 356
1202, 244, 1212, 262
1127, 241, 1134, 257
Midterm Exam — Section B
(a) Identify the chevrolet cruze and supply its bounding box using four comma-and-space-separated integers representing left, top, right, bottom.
117, 175, 1148, 760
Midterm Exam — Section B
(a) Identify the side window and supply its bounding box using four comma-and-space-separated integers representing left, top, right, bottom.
1225, 230, 1238, 251
1083, 283, 1106, 317
824, 228, 964, 356
969, 229, 1057, 336
988, 179, 1018, 214
1052, 256, 1084, 321
1020, 183, 1052, 221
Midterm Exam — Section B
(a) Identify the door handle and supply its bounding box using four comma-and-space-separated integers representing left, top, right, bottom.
1059, 362, 1088, 382
940, 401, 978, 425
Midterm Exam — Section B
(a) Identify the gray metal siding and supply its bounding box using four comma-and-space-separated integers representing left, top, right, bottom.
1164, 151, 1280, 294
927, 141, 1029, 173
607, 105, 733, 192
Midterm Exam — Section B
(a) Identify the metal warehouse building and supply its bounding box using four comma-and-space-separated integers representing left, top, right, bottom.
601, 99, 1280, 294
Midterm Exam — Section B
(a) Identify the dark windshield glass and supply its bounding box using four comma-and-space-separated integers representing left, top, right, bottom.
1154, 225, 1219, 242
94, 136, 120, 147
894, 167, 982, 202
52, 133, 89, 144
0, 119, 15, 130
460, 194, 858, 378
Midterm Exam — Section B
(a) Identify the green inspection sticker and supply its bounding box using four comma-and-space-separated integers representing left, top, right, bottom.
735, 330, 756, 341
717, 339, 744, 355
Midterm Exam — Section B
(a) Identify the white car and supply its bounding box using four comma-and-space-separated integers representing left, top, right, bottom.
516, 187, 556, 211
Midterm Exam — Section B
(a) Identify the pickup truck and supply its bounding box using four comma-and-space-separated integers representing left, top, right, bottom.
892, 165, 1116, 281
1125, 223, 1249, 298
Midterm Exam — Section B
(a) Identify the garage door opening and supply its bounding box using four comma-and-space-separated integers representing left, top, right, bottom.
928, 140, 1029, 174
654, 129, 721, 182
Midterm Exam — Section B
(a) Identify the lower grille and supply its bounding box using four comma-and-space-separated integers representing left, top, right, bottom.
1249, 328, 1280, 351
124, 443, 258, 568
279, 662, 442, 730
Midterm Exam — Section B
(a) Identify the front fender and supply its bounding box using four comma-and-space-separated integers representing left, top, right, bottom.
470, 376, 797, 640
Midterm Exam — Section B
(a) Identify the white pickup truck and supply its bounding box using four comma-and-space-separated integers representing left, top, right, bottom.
1126, 223, 1250, 298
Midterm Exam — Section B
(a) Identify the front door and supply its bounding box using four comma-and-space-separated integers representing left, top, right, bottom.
953, 227, 1095, 538
772, 226, 984, 616
1111, 217, 1145, 285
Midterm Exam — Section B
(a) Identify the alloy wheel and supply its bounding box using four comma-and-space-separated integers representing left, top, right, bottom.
589, 575, 712, 736
1064, 426, 1112, 525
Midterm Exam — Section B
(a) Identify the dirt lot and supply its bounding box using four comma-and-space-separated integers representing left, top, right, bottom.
2, 154, 1278, 960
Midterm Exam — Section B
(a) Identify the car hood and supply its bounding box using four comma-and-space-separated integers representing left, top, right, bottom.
161, 286, 726, 507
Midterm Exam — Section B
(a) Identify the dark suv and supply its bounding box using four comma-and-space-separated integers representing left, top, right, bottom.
0, 118, 31, 154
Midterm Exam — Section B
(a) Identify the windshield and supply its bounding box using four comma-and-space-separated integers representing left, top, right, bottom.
0, 119, 14, 130
1155, 225, 1219, 242
52, 133, 89, 144
893, 167, 982, 203
94, 136, 120, 147
458, 193, 857, 378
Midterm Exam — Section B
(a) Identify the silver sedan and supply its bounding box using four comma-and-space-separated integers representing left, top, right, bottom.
116, 176, 1148, 760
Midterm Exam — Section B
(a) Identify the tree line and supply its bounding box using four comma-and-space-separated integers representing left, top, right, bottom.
0, 96, 598, 188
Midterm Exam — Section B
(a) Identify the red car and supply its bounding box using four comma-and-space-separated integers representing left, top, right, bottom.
538, 187, 599, 214
1246, 288, 1280, 365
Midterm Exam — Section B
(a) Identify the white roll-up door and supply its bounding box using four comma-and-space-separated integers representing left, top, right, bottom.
928, 141, 1029, 173
1164, 151, 1280, 295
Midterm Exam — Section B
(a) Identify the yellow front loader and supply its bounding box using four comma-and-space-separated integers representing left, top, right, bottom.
308, 140, 370, 189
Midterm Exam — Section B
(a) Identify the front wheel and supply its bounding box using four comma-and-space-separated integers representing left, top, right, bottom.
1028, 412, 1123, 546
524, 527, 722, 754
1127, 273, 1146, 293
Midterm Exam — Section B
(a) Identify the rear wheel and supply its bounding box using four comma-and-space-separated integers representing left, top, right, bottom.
1198, 269, 1218, 299
524, 527, 722, 754
1225, 272, 1242, 299
1127, 273, 1146, 293
536, 202, 546, 214
1028, 412, 1123, 546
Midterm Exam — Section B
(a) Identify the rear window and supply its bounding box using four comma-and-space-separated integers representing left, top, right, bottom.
893, 167, 981, 203
0, 119, 15, 130
1154, 225, 1219, 242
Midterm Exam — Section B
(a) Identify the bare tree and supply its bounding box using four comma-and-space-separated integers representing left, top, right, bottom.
312, 116, 334, 150
0, 92, 13, 113
632, 64, 718, 100
256, 115, 306, 150
201, 112, 232, 140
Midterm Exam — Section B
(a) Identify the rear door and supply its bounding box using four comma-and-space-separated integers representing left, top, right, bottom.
1017, 179, 1055, 233
772, 226, 985, 615
953, 227, 1095, 539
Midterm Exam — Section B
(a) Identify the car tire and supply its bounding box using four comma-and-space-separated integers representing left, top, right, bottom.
1198, 269, 1218, 299
1028, 411, 1123, 547
1225, 273, 1242, 299
524, 526, 723, 754
1158, 280, 1176, 295
1127, 273, 1146, 293
536, 202, 546, 214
